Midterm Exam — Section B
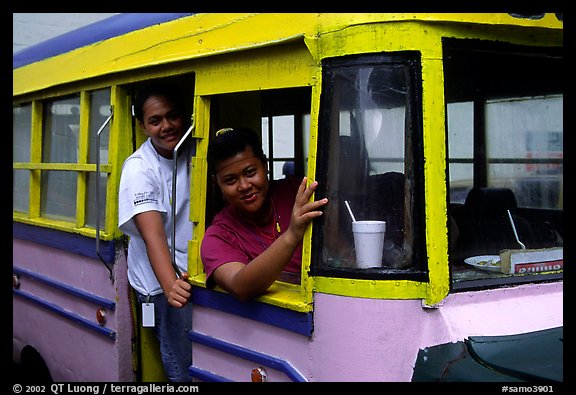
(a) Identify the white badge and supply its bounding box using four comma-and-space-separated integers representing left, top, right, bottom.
142, 303, 155, 327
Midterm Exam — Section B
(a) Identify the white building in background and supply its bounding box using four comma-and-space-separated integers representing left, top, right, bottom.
13, 13, 119, 54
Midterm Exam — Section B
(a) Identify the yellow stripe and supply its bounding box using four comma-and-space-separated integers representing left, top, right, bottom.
14, 13, 561, 96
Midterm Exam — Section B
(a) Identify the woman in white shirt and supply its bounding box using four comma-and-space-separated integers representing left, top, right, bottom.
118, 83, 194, 382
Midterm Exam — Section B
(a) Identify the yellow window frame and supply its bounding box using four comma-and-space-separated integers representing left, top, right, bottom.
13, 85, 132, 241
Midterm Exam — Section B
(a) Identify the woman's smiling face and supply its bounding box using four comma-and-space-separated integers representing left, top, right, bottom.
139, 94, 185, 158
215, 146, 270, 221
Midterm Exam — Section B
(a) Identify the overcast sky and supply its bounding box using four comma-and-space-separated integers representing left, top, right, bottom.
13, 13, 120, 54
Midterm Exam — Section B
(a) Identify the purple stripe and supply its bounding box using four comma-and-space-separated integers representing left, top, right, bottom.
13, 13, 194, 69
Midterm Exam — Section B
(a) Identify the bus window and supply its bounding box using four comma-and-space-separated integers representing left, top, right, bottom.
261, 89, 311, 182
201, 87, 310, 289
262, 114, 310, 181
262, 115, 295, 180
444, 40, 563, 288
313, 53, 427, 280
13, 88, 113, 232
41, 95, 82, 221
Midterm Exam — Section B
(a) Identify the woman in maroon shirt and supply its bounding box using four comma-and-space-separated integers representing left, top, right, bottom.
200, 128, 328, 301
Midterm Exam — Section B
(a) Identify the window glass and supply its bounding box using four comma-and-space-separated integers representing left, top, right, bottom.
444, 41, 563, 287
13, 170, 30, 214
40, 96, 80, 221
13, 104, 31, 162
262, 115, 297, 180
85, 172, 107, 228
40, 170, 77, 221
447, 101, 473, 204
42, 96, 80, 163
13, 104, 32, 213
315, 54, 425, 278
85, 89, 111, 228
88, 89, 111, 164
486, 96, 563, 209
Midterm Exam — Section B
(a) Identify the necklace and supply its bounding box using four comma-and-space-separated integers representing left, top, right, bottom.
250, 200, 281, 245
273, 200, 282, 234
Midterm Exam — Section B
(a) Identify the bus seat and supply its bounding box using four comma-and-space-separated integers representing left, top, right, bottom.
366, 172, 405, 249
338, 135, 370, 194
458, 187, 535, 258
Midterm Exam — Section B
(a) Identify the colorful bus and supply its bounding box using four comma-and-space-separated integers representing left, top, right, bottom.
13, 13, 563, 382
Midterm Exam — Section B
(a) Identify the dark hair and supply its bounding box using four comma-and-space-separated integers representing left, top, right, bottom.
134, 82, 184, 122
207, 128, 266, 175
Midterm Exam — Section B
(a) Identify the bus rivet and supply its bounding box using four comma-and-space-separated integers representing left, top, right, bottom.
13, 274, 20, 289
251, 367, 267, 382
96, 308, 107, 326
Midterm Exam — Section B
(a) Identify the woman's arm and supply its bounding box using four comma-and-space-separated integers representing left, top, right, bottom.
134, 211, 191, 307
213, 177, 328, 301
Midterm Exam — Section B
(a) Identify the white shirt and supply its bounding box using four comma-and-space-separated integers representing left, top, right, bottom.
118, 138, 193, 296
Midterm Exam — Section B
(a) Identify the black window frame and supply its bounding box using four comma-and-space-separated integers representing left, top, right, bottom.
312, 51, 428, 282
442, 38, 564, 291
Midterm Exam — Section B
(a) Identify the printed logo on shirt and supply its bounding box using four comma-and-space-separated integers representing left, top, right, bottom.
133, 191, 157, 206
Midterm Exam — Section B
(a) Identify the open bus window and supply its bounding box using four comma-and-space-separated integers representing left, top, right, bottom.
205, 88, 311, 286
444, 40, 563, 288
313, 53, 427, 280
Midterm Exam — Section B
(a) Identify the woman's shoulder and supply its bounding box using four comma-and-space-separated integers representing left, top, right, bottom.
122, 140, 157, 173
205, 205, 236, 232
122, 153, 151, 176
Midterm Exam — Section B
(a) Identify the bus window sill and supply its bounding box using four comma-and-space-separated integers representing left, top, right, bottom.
189, 273, 312, 313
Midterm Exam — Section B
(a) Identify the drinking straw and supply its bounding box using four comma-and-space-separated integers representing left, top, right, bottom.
345, 200, 357, 222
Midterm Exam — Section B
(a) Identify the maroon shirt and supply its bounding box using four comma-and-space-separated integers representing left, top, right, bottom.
200, 178, 302, 286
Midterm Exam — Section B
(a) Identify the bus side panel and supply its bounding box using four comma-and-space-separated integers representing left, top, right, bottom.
12, 238, 134, 382
191, 282, 561, 382
191, 304, 311, 382
309, 283, 562, 382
